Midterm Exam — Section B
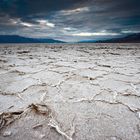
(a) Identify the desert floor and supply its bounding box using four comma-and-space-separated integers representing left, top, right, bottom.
0, 43, 140, 140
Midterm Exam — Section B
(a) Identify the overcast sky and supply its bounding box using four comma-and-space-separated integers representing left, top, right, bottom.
0, 0, 140, 42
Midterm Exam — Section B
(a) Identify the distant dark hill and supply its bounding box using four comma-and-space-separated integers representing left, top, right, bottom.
0, 35, 64, 43
78, 33, 140, 43
96, 33, 140, 43
78, 40, 96, 43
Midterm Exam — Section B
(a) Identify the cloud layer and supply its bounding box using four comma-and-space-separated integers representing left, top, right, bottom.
0, 0, 140, 41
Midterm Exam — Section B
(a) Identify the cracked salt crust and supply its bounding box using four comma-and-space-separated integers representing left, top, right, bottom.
0, 43, 140, 140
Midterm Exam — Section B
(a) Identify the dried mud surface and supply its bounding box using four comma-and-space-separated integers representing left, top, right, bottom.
0, 43, 140, 140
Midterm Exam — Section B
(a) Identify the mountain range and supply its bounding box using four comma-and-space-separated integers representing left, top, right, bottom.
79, 33, 140, 43
0, 35, 64, 43
0, 33, 140, 43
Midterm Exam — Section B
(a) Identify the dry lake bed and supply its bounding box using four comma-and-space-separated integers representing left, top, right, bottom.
0, 43, 140, 140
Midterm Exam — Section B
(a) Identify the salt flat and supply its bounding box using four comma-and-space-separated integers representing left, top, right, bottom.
0, 43, 140, 140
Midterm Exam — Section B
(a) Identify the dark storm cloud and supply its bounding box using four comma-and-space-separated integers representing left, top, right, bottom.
0, 0, 87, 17
0, 0, 140, 41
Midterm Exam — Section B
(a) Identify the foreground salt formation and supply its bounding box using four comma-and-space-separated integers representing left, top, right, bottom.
0, 43, 140, 140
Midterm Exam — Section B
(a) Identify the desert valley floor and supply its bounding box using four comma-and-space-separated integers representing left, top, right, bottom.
0, 43, 140, 140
